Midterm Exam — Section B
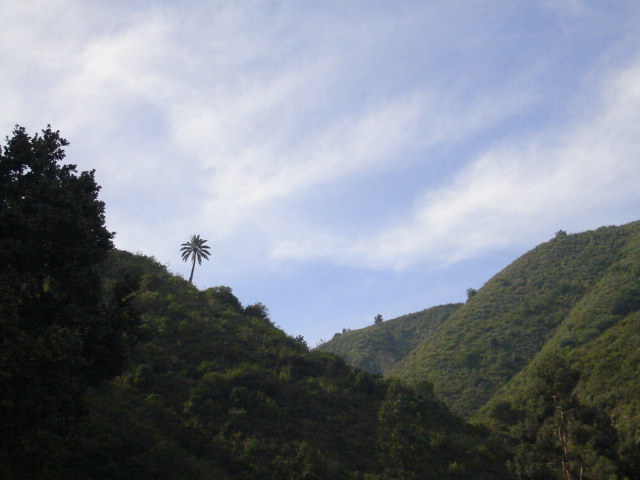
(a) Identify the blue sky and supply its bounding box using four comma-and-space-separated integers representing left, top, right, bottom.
2, 1, 640, 345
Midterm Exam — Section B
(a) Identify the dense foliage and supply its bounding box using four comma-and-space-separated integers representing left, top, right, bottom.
317, 222, 640, 479
319, 304, 461, 374
477, 225, 640, 479
0, 126, 140, 478
394, 223, 640, 418
58, 251, 506, 479
501, 355, 620, 480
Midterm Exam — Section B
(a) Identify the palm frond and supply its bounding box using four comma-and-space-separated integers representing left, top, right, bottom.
180, 234, 212, 283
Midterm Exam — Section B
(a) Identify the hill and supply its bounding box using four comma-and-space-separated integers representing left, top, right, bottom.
8, 251, 508, 479
315, 220, 640, 479
393, 222, 640, 419
475, 223, 640, 478
318, 303, 462, 374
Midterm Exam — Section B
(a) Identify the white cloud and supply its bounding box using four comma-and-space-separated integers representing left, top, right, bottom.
305, 58, 640, 269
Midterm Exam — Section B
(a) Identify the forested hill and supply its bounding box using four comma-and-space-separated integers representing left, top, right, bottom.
394, 221, 640, 418
67, 251, 509, 479
317, 220, 640, 478
5, 248, 510, 480
318, 303, 462, 375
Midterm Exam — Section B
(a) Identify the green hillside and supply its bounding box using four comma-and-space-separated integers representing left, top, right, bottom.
2, 241, 510, 479
47, 252, 510, 479
314, 221, 640, 478
318, 303, 462, 374
393, 222, 640, 418
475, 226, 640, 477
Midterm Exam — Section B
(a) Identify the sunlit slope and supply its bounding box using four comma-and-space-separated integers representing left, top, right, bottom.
318, 304, 462, 374
476, 228, 640, 444
393, 221, 640, 418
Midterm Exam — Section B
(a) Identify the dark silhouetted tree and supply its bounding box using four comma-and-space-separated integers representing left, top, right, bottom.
180, 234, 211, 284
0, 125, 140, 479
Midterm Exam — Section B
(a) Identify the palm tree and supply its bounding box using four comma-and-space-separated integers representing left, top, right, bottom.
180, 234, 211, 284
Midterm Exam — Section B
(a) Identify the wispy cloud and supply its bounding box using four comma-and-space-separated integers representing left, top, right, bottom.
278, 57, 640, 269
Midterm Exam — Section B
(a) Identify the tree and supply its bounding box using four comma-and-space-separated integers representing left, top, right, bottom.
374, 314, 383, 325
0, 126, 140, 478
180, 234, 211, 284
466, 288, 478, 300
509, 355, 618, 480
377, 379, 461, 479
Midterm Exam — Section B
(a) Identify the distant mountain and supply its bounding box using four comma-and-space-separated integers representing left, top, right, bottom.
318, 303, 462, 375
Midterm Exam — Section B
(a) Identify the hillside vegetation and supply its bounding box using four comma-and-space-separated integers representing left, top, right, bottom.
319, 303, 461, 375
319, 221, 640, 479
41, 251, 510, 479
476, 224, 640, 477
394, 223, 639, 417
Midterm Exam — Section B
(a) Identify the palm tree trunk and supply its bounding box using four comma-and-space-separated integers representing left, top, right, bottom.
188, 257, 196, 283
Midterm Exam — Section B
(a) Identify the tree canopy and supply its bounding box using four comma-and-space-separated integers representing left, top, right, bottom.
0, 126, 140, 479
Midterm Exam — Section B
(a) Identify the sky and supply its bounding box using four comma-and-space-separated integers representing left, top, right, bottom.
2, 1, 640, 346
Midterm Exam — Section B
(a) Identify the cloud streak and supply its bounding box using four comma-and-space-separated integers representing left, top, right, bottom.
283, 57, 640, 269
